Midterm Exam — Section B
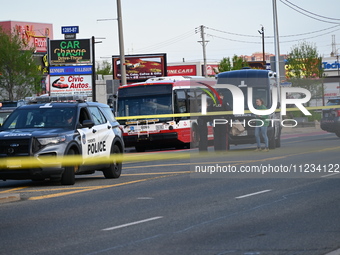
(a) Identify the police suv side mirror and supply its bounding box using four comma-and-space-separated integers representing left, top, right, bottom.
82, 120, 95, 128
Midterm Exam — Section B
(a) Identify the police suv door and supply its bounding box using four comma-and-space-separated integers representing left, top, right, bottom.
78, 106, 115, 164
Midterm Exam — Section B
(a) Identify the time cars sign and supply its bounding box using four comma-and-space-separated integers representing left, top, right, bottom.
49, 39, 92, 65
167, 65, 197, 76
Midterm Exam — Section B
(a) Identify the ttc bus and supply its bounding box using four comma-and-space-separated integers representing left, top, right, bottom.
116, 76, 216, 152
116, 69, 281, 152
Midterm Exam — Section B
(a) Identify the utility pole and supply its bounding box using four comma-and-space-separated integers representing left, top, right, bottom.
198, 25, 209, 77
258, 26, 265, 68
116, 0, 127, 85
272, 0, 281, 120
273, 0, 281, 86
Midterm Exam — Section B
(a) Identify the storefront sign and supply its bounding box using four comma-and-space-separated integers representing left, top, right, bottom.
168, 65, 196, 76
49, 65, 93, 75
322, 61, 340, 70
50, 75, 92, 96
11, 23, 52, 52
49, 39, 91, 65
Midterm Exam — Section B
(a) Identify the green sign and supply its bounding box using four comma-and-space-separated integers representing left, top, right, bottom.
49, 39, 91, 65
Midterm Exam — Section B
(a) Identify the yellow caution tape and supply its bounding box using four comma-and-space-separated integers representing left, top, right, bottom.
115, 105, 340, 120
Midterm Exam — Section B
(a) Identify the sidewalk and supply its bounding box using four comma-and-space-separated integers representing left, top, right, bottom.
0, 193, 20, 204
281, 121, 323, 135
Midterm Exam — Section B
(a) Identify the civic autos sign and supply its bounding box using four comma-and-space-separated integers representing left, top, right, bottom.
49, 39, 92, 65
50, 75, 92, 96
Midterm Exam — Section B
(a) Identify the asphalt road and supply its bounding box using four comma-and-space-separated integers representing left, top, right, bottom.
1, 129, 340, 255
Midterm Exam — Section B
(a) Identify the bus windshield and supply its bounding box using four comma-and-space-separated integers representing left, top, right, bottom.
117, 84, 173, 124
118, 94, 172, 122
219, 87, 269, 111
217, 69, 274, 111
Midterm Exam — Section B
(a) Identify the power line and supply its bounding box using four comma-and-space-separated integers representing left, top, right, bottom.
282, 0, 340, 21
207, 26, 340, 45
206, 27, 259, 38
206, 25, 340, 39
206, 34, 261, 44
279, 0, 340, 24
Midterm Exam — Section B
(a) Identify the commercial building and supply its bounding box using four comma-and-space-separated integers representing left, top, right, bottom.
0, 21, 53, 96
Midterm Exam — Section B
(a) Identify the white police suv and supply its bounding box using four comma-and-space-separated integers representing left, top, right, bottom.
0, 96, 124, 185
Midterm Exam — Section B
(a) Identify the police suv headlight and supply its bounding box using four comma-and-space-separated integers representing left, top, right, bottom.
37, 136, 66, 145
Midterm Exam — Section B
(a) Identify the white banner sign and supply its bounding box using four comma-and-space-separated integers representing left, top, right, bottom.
50, 75, 92, 96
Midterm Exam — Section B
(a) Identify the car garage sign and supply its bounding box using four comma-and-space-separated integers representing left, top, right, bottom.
49, 39, 92, 65
50, 75, 92, 97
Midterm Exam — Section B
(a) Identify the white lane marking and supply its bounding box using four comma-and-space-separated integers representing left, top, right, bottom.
322, 172, 340, 178
235, 189, 272, 199
102, 216, 163, 231
137, 197, 154, 199
325, 248, 340, 255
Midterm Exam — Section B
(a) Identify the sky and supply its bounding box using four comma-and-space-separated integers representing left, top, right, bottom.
1, 0, 340, 64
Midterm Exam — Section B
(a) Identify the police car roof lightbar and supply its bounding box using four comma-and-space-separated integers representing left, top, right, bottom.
25, 95, 88, 104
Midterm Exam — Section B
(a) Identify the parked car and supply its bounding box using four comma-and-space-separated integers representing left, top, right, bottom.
320, 97, 340, 137
0, 100, 25, 126
0, 96, 124, 185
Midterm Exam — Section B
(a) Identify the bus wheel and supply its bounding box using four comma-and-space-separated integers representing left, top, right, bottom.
103, 144, 122, 179
61, 149, 77, 185
135, 145, 146, 152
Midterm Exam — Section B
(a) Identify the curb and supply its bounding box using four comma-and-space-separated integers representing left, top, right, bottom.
281, 126, 322, 135
0, 193, 21, 204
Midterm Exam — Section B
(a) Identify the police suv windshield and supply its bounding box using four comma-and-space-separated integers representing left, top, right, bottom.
1, 107, 76, 129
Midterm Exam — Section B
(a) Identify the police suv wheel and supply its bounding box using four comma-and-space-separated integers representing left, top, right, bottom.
103, 144, 122, 179
61, 149, 77, 185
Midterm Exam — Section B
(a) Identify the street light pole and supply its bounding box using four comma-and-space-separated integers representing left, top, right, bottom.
116, 0, 127, 85
258, 26, 265, 68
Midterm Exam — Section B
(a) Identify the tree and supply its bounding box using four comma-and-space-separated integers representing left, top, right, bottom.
96, 60, 112, 76
0, 26, 42, 101
286, 41, 324, 106
215, 55, 249, 73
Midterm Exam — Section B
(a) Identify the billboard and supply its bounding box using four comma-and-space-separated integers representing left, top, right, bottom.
112, 53, 167, 82
49, 39, 92, 65
50, 75, 92, 96
0, 21, 53, 53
